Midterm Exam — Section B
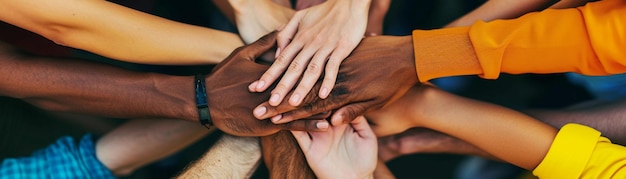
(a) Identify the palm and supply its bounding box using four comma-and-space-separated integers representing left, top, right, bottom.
293, 117, 377, 178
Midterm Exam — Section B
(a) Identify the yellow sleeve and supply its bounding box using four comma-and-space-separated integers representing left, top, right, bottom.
533, 123, 626, 179
412, 0, 626, 82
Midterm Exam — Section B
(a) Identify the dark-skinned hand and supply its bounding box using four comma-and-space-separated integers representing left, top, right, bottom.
206, 31, 330, 137
252, 35, 418, 125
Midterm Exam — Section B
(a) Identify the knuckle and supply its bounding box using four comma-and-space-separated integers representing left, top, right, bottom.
325, 60, 341, 69
306, 62, 322, 74
288, 60, 302, 71
274, 54, 291, 66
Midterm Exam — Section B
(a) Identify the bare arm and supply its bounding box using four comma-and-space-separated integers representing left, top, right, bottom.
526, 98, 626, 145
96, 119, 212, 176
0, 0, 242, 65
445, 0, 555, 27
550, 0, 591, 9
0, 34, 325, 137
176, 135, 262, 178
368, 86, 557, 170
0, 43, 198, 121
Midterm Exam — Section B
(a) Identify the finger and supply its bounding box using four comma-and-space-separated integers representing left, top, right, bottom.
242, 31, 279, 61
253, 100, 297, 120
248, 81, 259, 92
281, 119, 329, 132
253, 41, 304, 93
319, 46, 352, 99
291, 130, 312, 152
269, 45, 318, 106
276, 12, 304, 56
289, 47, 333, 106
351, 116, 376, 138
254, 91, 345, 120
269, 99, 339, 124
330, 101, 376, 126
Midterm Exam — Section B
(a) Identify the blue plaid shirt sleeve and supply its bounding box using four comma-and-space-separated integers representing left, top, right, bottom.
1, 134, 115, 179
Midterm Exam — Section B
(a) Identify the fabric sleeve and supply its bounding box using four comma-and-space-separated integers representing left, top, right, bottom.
412, 0, 626, 82
533, 123, 626, 178
0, 134, 115, 179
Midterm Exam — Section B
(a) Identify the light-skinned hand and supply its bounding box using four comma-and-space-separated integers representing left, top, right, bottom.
292, 116, 377, 179
248, 0, 371, 108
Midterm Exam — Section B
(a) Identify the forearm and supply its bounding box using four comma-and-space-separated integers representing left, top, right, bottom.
0, 49, 197, 121
0, 0, 242, 65
417, 88, 557, 170
550, 0, 590, 9
445, 0, 554, 27
96, 119, 212, 176
526, 98, 626, 145
177, 135, 261, 178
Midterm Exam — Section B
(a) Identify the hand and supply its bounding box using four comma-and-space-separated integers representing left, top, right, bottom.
248, 0, 371, 108
206, 32, 330, 137
229, 0, 294, 44
377, 127, 456, 162
292, 116, 377, 179
365, 0, 391, 37
253, 35, 417, 125
365, 84, 427, 137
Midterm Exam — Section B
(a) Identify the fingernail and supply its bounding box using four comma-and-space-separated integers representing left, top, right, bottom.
256, 81, 266, 90
331, 114, 343, 125
320, 88, 329, 98
254, 107, 267, 117
271, 114, 282, 123
289, 94, 301, 106
275, 48, 281, 58
316, 122, 329, 129
248, 82, 258, 92
270, 94, 280, 105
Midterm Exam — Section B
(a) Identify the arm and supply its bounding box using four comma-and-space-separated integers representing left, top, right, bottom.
415, 0, 626, 81
526, 98, 626, 145
0, 34, 326, 137
368, 85, 556, 170
96, 119, 212, 176
377, 127, 495, 162
0, 0, 243, 65
176, 135, 262, 178
253, 0, 626, 122
550, 0, 591, 9
445, 0, 555, 27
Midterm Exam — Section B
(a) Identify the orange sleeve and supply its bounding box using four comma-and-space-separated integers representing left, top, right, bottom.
412, 0, 626, 82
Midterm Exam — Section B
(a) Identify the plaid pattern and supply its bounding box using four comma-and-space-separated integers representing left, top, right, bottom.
1, 134, 115, 179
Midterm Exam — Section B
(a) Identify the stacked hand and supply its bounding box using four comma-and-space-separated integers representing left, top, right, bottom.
248, 0, 371, 108
229, 0, 294, 44
292, 116, 377, 179
253, 35, 418, 126
206, 32, 330, 137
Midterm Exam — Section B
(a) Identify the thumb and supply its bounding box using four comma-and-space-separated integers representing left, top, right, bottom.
330, 101, 376, 126
242, 31, 279, 61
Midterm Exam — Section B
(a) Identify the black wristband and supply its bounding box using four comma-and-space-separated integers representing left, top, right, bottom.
195, 74, 212, 129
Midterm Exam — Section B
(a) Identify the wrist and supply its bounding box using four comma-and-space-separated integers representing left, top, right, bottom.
411, 86, 447, 127
195, 74, 212, 129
